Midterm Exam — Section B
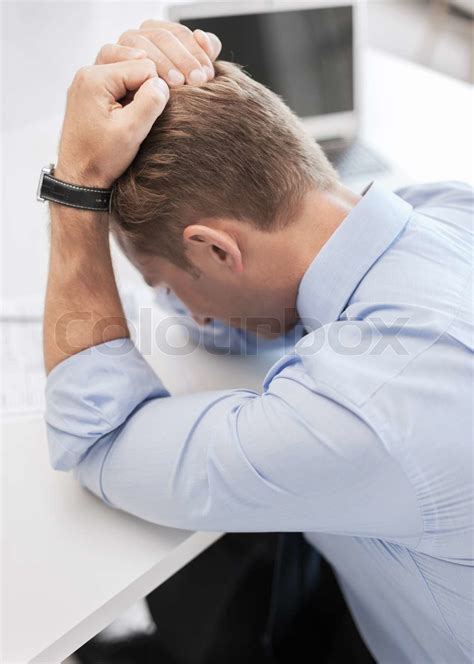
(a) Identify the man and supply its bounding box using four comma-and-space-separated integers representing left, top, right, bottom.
42, 19, 473, 664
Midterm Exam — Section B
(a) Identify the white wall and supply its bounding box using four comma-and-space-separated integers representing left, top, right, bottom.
1, 1, 170, 300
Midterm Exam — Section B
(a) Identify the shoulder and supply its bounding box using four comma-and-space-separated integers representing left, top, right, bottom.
395, 180, 473, 216
292, 315, 432, 409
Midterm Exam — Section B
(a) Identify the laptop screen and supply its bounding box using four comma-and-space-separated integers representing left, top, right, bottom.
179, 5, 354, 118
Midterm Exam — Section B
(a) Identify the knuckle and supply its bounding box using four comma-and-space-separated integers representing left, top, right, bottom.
142, 56, 156, 69
139, 18, 157, 30
150, 28, 169, 41
173, 24, 192, 38
139, 57, 158, 77
118, 30, 137, 46
73, 65, 92, 85
96, 43, 111, 61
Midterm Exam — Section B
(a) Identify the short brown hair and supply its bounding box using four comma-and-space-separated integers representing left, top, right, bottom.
112, 61, 338, 268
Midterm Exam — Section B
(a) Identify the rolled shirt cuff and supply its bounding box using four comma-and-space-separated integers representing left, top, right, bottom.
45, 338, 167, 471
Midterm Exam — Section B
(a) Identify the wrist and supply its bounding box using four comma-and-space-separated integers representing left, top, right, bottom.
54, 162, 113, 189
49, 201, 110, 241
48, 204, 111, 277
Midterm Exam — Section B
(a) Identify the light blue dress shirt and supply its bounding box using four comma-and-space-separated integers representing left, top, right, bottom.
46, 181, 473, 663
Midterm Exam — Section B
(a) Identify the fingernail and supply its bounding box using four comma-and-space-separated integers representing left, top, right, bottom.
188, 68, 207, 85
167, 68, 185, 85
152, 77, 169, 99
203, 65, 214, 80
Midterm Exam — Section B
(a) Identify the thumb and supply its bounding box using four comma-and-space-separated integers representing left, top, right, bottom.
120, 76, 169, 142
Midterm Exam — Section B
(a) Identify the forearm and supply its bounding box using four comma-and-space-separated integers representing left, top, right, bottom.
43, 202, 129, 374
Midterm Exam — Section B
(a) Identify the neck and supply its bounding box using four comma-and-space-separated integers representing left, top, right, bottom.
248, 182, 361, 332
295, 183, 361, 269
277, 182, 361, 288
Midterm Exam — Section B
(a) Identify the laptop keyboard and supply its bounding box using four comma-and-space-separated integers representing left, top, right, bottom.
321, 140, 390, 179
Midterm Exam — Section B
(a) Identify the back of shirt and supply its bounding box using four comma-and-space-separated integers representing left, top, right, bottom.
44, 180, 473, 664
301, 181, 473, 662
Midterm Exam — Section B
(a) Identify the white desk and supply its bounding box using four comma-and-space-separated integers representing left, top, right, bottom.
2, 46, 473, 664
2, 419, 220, 664
2, 328, 281, 663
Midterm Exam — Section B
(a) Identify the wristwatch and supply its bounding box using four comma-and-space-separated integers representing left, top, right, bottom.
36, 163, 114, 213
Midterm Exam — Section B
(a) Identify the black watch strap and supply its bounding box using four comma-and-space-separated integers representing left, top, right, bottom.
37, 164, 114, 213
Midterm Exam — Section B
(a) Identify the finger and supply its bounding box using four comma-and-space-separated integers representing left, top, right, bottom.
120, 76, 169, 142
139, 20, 214, 78
142, 29, 208, 85
165, 24, 215, 78
192, 30, 214, 61
139, 18, 168, 30
91, 58, 159, 102
118, 31, 185, 86
193, 29, 222, 62
95, 43, 147, 65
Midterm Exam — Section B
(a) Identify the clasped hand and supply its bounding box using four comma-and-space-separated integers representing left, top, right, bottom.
56, 19, 222, 189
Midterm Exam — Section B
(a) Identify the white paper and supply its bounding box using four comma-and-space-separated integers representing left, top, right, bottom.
0, 292, 144, 418
1, 316, 45, 417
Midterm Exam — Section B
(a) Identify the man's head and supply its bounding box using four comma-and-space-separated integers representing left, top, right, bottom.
111, 61, 343, 336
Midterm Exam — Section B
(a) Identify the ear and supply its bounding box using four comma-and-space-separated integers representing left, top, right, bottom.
183, 224, 243, 274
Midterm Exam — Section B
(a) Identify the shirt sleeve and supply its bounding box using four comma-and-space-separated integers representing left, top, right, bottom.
153, 286, 304, 355
45, 337, 422, 542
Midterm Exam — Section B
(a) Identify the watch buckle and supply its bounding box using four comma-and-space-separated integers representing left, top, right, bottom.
36, 163, 55, 202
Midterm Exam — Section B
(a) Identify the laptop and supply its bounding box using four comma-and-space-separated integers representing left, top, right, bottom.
165, 0, 408, 192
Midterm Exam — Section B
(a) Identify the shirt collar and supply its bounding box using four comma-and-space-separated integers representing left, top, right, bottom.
296, 180, 413, 331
